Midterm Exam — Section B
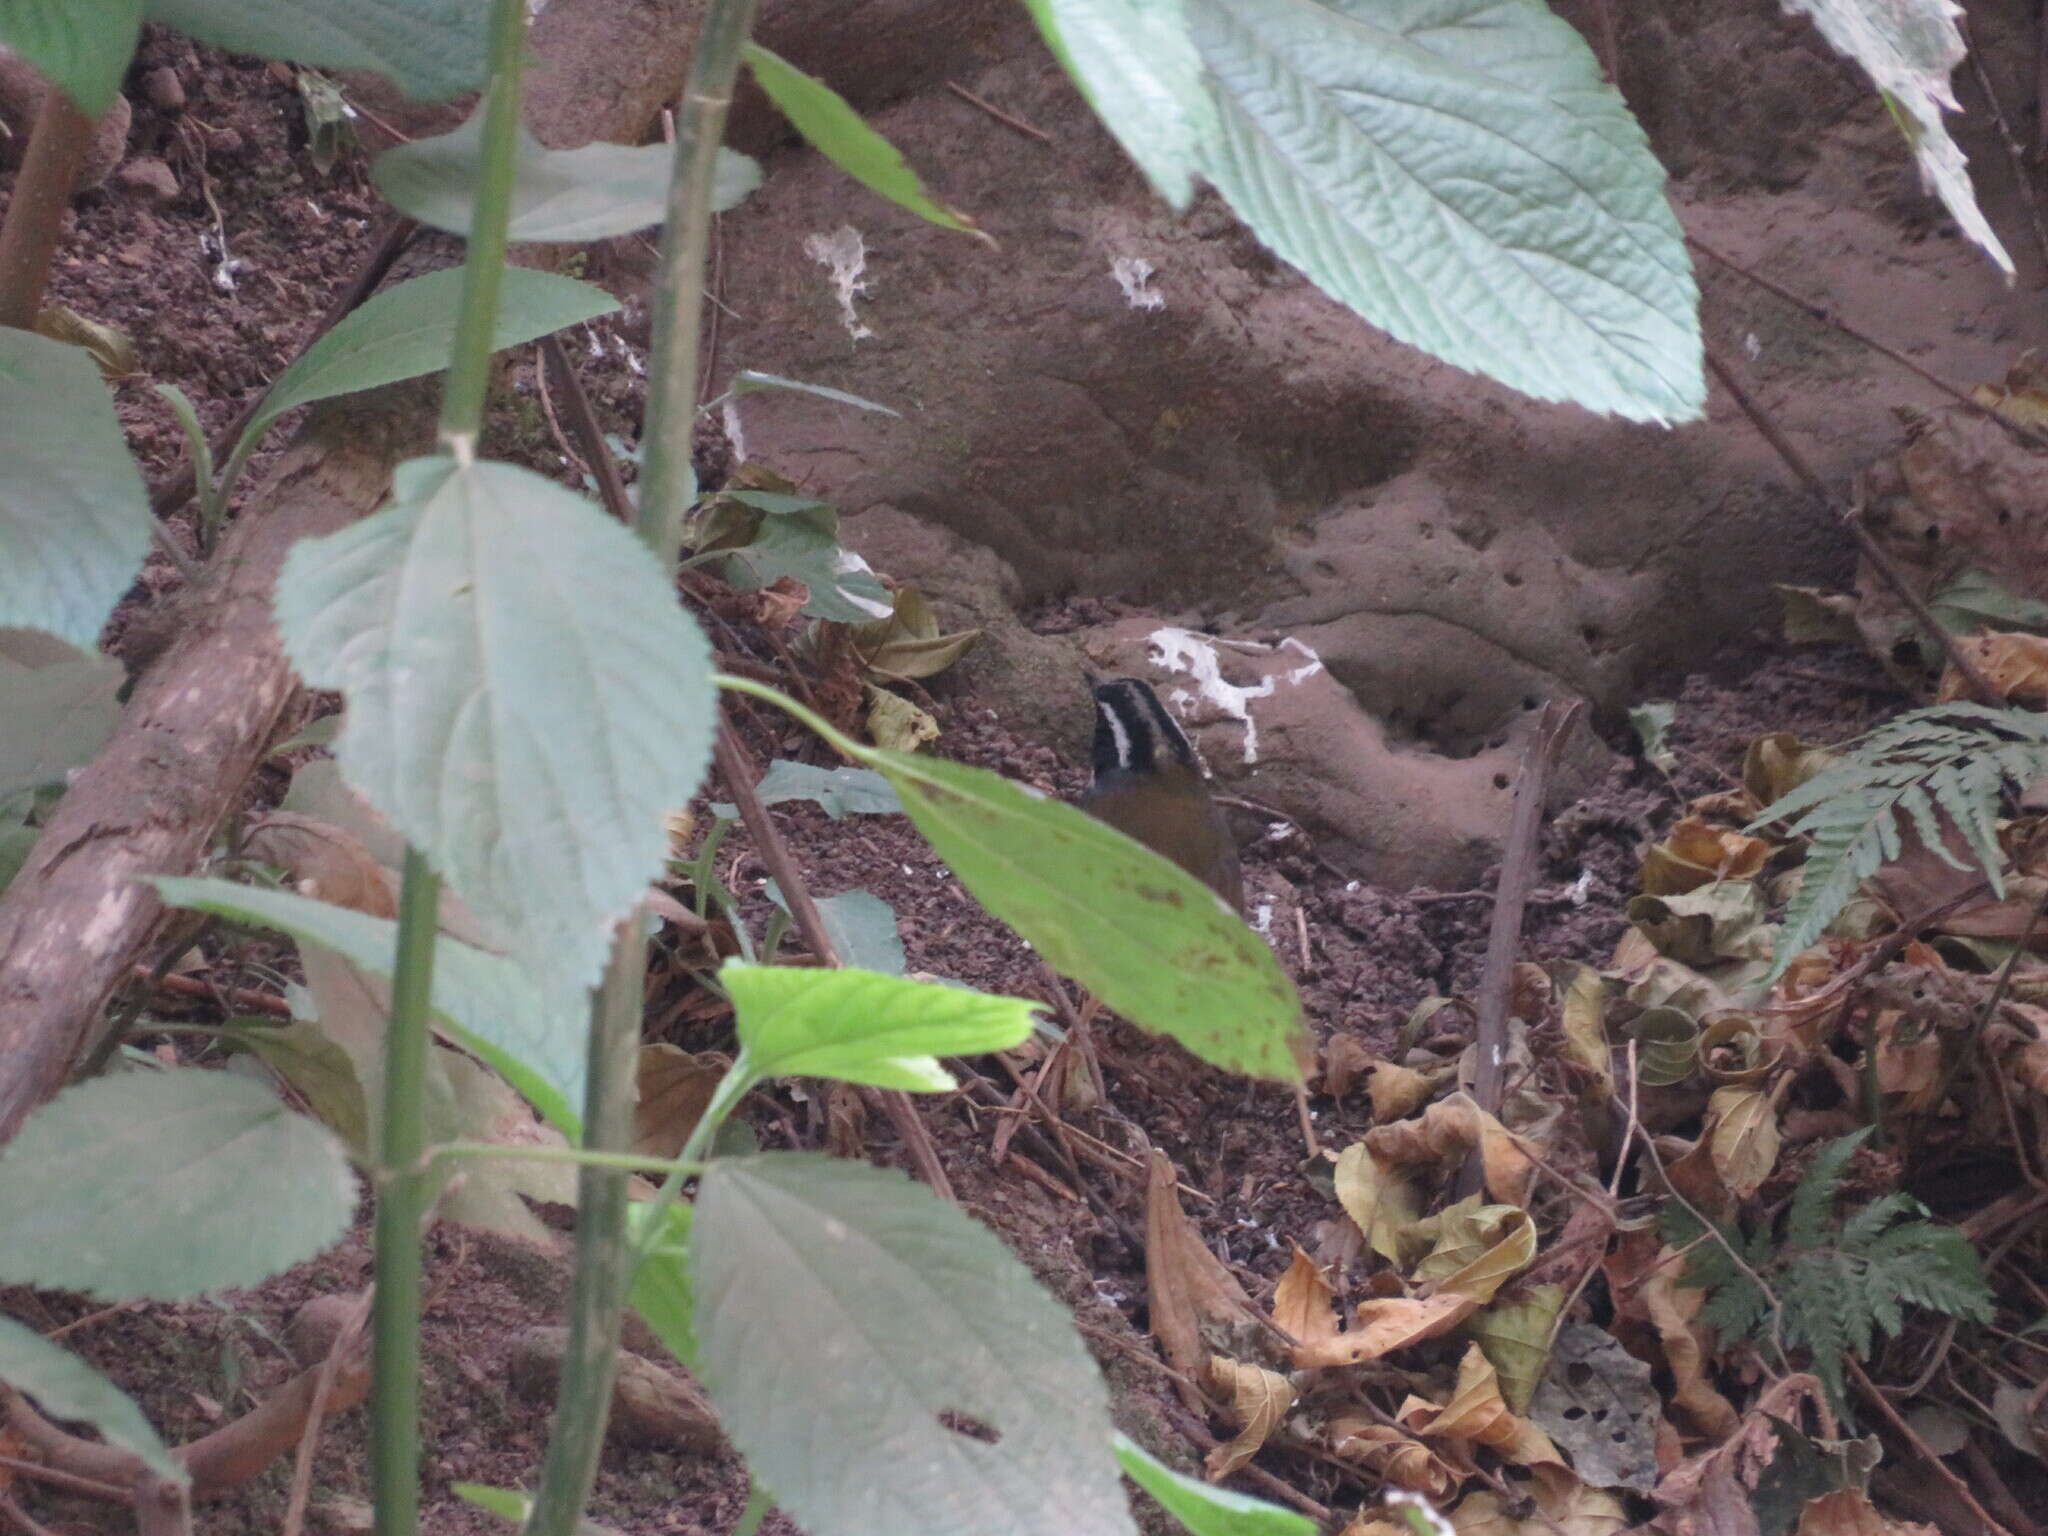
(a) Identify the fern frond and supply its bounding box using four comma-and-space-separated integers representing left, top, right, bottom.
1753, 704, 2048, 978
1787, 1130, 1867, 1249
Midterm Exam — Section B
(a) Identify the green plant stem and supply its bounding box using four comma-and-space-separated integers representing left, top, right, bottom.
0, 87, 95, 330
437, 0, 531, 448
636, 0, 764, 557
715, 672, 865, 758
730, 1480, 773, 1536
526, 920, 647, 1536
370, 848, 441, 1536
432, 1142, 707, 1178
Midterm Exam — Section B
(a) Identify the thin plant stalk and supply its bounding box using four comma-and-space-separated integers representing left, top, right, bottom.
0, 87, 95, 330
368, 2, 531, 1532
526, 7, 760, 1524
368, 849, 442, 1536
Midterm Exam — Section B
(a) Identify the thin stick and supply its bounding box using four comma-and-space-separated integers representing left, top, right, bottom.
944, 81, 1053, 144
1456, 700, 1579, 1198
0, 1451, 130, 1502
281, 1290, 371, 1536
540, 333, 633, 525
1688, 234, 2048, 455
1704, 346, 2003, 706
1958, 15, 2048, 272
1846, 1357, 2018, 1536
0, 88, 94, 329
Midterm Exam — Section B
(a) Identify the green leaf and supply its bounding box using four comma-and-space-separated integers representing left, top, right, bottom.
1112, 1433, 1314, 1536
744, 43, 981, 236
373, 106, 762, 241
152, 876, 584, 1137
723, 962, 1035, 1091
0, 632, 123, 802
712, 760, 904, 820
0, 1316, 182, 1484
226, 268, 619, 493
869, 750, 1308, 1080
0, 0, 141, 116
716, 369, 899, 416
221, 1017, 372, 1157
0, 328, 151, 648
709, 500, 894, 622
1021, 0, 1214, 207
0, 1070, 355, 1300
451, 1483, 621, 1536
627, 1201, 696, 1368
691, 1153, 1134, 1536
766, 886, 906, 974
274, 456, 716, 1007
1628, 700, 1678, 775
1182, 0, 1701, 424
142, 0, 486, 101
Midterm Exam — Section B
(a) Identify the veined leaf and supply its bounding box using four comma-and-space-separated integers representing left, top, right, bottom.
0, 329, 151, 648
153, 876, 584, 1136
691, 1153, 1134, 1536
374, 107, 761, 241
1112, 1433, 1314, 1535
0, 1071, 354, 1300
143, 0, 485, 101
0, 1317, 181, 1483
0, 0, 141, 115
274, 456, 716, 1007
1183, 0, 1701, 424
0, 633, 123, 802
722, 962, 1036, 1091
869, 750, 1309, 1080
224, 267, 619, 494
745, 43, 982, 236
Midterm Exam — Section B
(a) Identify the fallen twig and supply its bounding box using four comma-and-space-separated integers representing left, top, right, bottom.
944, 81, 1053, 144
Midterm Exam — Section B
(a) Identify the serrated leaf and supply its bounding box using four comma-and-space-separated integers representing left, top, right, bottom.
766, 885, 907, 974
225, 268, 619, 493
722, 962, 1036, 1091
0, 1316, 182, 1483
0, 635, 123, 802
0, 329, 151, 648
1182, 0, 1702, 423
153, 876, 584, 1136
0, 1071, 354, 1300
745, 43, 981, 236
274, 455, 716, 1005
691, 1153, 1133, 1536
867, 749, 1308, 1080
143, 0, 485, 101
1112, 1432, 1314, 1536
1021, 0, 1214, 207
374, 106, 761, 240
0, 0, 138, 115
1781, 0, 2011, 277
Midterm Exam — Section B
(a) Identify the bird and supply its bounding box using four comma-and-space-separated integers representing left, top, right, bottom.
1081, 676, 1242, 913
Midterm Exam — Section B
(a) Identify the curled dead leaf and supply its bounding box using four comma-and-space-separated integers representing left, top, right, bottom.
1145, 1149, 1255, 1409
1366, 1093, 1538, 1207
245, 812, 397, 918
1334, 1142, 1423, 1266
1937, 630, 2048, 705
1328, 1417, 1459, 1500
1705, 1084, 1780, 1199
1272, 1246, 1338, 1348
1202, 1356, 1293, 1480
1322, 1032, 1378, 1099
1641, 816, 1773, 897
1793, 1488, 1940, 1536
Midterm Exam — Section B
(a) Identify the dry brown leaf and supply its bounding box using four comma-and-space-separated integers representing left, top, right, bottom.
1334, 1142, 1423, 1265
1527, 1464, 1629, 1535
1336, 1519, 1411, 1536
1412, 1203, 1538, 1304
1706, 1085, 1780, 1199
1366, 1093, 1537, 1207
1399, 1345, 1563, 1469
1293, 1291, 1477, 1368
1642, 816, 1774, 897
1328, 1417, 1459, 1499
1370, 1060, 1435, 1123
1936, 631, 2048, 705
1145, 1149, 1254, 1408
1558, 964, 1614, 1099
1793, 1490, 1940, 1536
1743, 732, 1836, 809
1638, 1247, 1740, 1439
633, 1044, 726, 1159
1322, 1033, 1379, 1099
1272, 1246, 1338, 1347
1509, 962, 1553, 1022
245, 812, 398, 917
1873, 1018, 1941, 1111
1203, 1355, 1294, 1480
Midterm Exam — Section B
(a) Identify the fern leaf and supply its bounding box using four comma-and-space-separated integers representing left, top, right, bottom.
1787, 1131, 1868, 1249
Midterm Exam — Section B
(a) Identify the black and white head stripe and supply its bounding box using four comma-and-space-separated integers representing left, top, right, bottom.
1091, 677, 1196, 776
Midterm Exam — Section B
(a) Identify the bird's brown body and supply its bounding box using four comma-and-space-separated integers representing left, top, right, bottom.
1081, 678, 1242, 912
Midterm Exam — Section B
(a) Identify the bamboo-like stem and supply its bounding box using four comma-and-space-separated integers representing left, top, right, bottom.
635, 0, 764, 559
368, 850, 440, 1536
0, 88, 95, 330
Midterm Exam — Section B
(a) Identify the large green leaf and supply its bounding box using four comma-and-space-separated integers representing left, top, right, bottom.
1183, 0, 1701, 424
0, 1071, 355, 1300
0, 0, 141, 115
143, 0, 485, 101
224, 267, 618, 493
373, 108, 762, 241
691, 1153, 1133, 1536
1112, 1434, 1314, 1536
869, 751, 1308, 1080
0, 632, 123, 803
273, 456, 716, 1006
1021, 0, 1214, 207
711, 760, 903, 820
707, 499, 893, 623
723, 963, 1035, 1092
153, 876, 583, 1136
0, 329, 151, 648
627, 1201, 696, 1367
0, 1317, 182, 1483
744, 44, 979, 235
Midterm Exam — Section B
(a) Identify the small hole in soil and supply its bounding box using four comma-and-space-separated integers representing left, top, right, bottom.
1522, 696, 1539, 710
1503, 570, 1524, 588
1580, 623, 1602, 646
1923, 523, 1941, 543
1493, 773, 1510, 790
939, 1410, 1001, 1445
